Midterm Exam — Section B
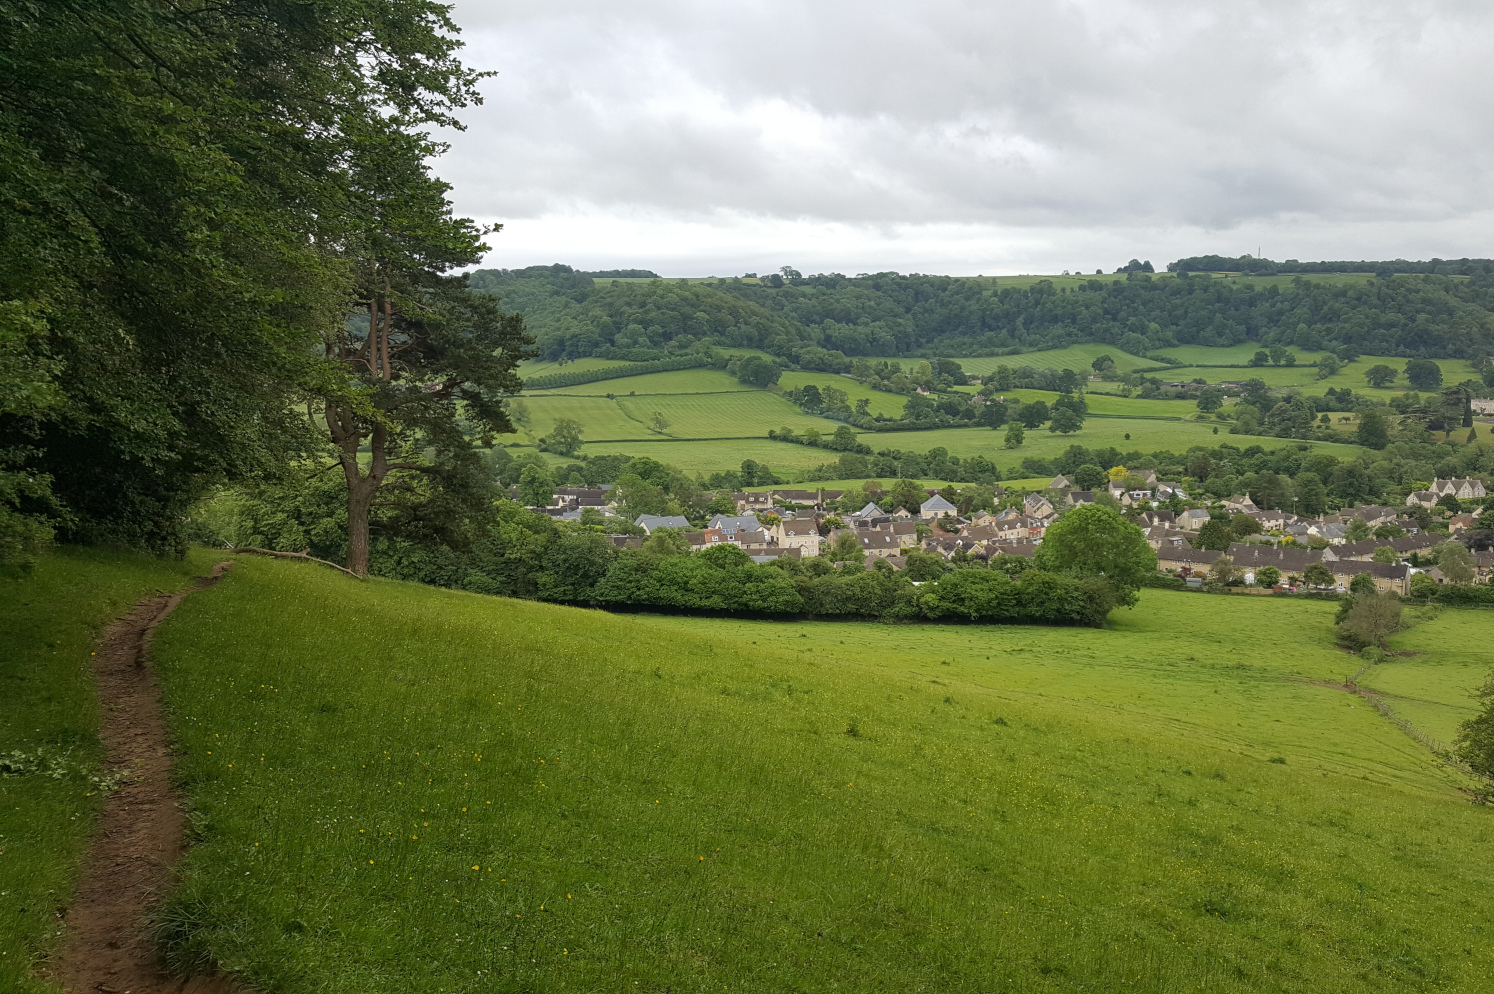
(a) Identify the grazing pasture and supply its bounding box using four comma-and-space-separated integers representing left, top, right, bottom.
776, 371, 908, 418
615, 391, 842, 440
535, 368, 755, 396
517, 395, 658, 442
101, 555, 1493, 993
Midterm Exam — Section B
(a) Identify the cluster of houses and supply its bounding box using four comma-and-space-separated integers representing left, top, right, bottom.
520, 478, 1487, 593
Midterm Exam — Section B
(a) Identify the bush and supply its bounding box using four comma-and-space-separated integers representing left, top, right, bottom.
1335, 593, 1403, 651
1455, 674, 1494, 780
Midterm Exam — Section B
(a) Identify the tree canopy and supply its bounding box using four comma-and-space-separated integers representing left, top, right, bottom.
1033, 504, 1157, 606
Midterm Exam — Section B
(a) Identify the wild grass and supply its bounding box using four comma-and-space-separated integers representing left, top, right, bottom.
143, 557, 1494, 993
0, 548, 211, 994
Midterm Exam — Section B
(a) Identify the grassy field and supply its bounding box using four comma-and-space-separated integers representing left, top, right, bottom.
1154, 344, 1333, 367
1358, 608, 1494, 746
955, 345, 1156, 377
1, 549, 212, 994
538, 416, 1364, 479
615, 392, 843, 440
865, 422, 1364, 467
562, 436, 835, 475
516, 395, 658, 443
1146, 355, 1483, 397
536, 368, 756, 397
777, 371, 907, 418
108, 555, 1494, 993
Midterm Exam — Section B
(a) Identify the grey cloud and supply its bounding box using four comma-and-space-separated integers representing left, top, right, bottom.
440, 0, 1494, 269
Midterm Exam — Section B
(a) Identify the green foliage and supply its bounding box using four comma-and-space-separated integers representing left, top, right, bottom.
1404, 358, 1444, 391
1034, 504, 1156, 606
1348, 572, 1376, 596
829, 531, 865, 564
1304, 562, 1334, 588
1455, 674, 1494, 780
1364, 364, 1398, 388
729, 355, 782, 388
1255, 565, 1281, 588
542, 417, 584, 456
1355, 408, 1390, 449
1195, 518, 1232, 551
1, 0, 492, 553
1003, 421, 1025, 448
1336, 593, 1404, 650
517, 466, 554, 508
1344, 518, 1372, 542
1433, 541, 1476, 585
1230, 514, 1263, 538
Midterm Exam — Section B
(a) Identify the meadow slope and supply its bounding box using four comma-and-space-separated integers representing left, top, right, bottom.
129, 556, 1494, 993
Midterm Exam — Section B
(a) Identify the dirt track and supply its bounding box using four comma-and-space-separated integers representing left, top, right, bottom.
54, 562, 245, 994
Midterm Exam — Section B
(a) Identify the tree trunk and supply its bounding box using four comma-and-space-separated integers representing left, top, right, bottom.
346, 477, 374, 576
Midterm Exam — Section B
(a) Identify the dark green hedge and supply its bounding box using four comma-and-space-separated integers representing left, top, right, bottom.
523, 355, 710, 390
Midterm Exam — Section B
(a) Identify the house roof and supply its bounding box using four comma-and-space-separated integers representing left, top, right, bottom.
707, 514, 761, 533
1225, 543, 1322, 570
634, 514, 691, 532
1330, 560, 1410, 580
921, 494, 958, 513
853, 502, 885, 518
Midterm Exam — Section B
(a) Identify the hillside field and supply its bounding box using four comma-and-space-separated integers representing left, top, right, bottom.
11, 553, 1492, 992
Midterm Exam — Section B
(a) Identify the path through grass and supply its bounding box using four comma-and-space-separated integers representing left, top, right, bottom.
1, 549, 210, 994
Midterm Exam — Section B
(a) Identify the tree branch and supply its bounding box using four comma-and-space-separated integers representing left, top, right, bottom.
232, 547, 363, 579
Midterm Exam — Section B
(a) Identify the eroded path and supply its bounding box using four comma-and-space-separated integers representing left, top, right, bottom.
56, 562, 243, 994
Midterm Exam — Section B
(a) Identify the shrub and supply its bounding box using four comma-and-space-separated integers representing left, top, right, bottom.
1455, 674, 1494, 780
1335, 593, 1403, 651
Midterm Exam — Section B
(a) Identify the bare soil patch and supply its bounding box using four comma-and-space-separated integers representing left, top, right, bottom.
54, 562, 246, 994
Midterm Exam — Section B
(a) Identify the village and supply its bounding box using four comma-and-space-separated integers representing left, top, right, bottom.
520, 475, 1491, 597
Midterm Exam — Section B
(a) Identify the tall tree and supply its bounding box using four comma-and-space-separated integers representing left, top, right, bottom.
0, 0, 495, 553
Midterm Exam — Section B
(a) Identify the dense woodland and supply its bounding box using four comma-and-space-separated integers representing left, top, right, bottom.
0, 1, 531, 569
473, 264, 1494, 362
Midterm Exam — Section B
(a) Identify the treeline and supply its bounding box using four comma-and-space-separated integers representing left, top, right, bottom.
472, 264, 1494, 364
524, 355, 709, 390
0, 2, 530, 572
1170, 255, 1494, 277
362, 505, 1126, 626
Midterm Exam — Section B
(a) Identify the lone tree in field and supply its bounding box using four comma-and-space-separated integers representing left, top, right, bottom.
1034, 503, 1156, 607
1336, 593, 1403, 651
1364, 364, 1398, 388
545, 417, 584, 456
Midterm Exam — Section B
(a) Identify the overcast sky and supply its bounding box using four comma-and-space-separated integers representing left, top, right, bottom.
440, 0, 1494, 276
